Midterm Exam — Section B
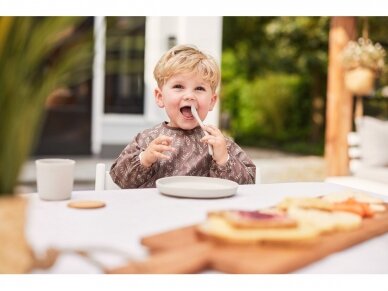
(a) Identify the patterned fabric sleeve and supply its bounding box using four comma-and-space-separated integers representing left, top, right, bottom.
209, 139, 256, 184
110, 133, 158, 188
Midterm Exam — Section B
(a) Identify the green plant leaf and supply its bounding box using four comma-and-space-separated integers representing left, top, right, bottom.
0, 17, 93, 195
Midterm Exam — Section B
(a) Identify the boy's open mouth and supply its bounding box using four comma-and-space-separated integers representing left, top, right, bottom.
180, 106, 193, 118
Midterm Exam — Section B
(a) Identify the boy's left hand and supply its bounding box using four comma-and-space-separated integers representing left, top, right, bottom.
200, 125, 228, 166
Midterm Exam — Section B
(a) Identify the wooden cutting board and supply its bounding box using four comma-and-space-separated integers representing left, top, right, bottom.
107, 206, 388, 274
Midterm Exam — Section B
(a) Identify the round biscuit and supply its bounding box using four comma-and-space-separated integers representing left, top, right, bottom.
67, 200, 106, 209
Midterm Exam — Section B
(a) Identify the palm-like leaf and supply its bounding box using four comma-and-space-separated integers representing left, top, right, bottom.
0, 17, 93, 194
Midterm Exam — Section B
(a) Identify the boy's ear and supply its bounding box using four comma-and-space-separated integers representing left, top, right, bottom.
209, 93, 218, 111
154, 88, 165, 108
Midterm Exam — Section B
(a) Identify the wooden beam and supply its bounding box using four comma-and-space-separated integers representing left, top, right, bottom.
325, 17, 356, 176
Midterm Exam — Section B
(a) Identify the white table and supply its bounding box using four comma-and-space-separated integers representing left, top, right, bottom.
26, 182, 388, 274
326, 176, 388, 196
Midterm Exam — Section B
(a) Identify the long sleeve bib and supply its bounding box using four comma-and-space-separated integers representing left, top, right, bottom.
110, 122, 256, 188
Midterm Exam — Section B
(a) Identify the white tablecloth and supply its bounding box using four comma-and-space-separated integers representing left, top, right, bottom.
25, 182, 388, 273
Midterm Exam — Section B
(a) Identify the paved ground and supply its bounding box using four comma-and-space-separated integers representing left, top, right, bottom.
244, 147, 326, 184
18, 146, 326, 193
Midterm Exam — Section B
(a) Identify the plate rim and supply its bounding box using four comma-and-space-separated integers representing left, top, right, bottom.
156, 176, 238, 199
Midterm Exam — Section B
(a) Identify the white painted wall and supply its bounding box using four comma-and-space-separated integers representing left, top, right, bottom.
93, 16, 223, 152
91, 16, 106, 155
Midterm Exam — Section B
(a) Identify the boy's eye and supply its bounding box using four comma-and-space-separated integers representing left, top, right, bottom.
173, 84, 183, 89
196, 86, 206, 91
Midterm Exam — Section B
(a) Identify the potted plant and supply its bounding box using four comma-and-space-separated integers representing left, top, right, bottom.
0, 17, 92, 273
342, 37, 386, 96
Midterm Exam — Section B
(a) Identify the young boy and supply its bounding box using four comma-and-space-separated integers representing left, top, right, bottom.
110, 44, 256, 188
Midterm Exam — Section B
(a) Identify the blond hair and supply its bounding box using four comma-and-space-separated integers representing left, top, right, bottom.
153, 44, 220, 93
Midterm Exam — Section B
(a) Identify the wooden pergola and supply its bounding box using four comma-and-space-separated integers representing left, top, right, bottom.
325, 17, 357, 177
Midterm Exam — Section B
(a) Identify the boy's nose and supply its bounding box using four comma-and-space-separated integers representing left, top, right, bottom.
183, 95, 195, 101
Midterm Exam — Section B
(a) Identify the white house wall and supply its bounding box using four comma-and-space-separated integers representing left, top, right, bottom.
91, 16, 106, 155
95, 16, 223, 152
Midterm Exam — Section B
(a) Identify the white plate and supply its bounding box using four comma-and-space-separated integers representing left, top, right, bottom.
156, 176, 238, 199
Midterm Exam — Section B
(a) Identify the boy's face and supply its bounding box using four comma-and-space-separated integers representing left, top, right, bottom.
154, 72, 217, 130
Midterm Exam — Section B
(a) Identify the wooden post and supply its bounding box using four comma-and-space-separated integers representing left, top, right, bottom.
354, 96, 364, 119
325, 17, 356, 176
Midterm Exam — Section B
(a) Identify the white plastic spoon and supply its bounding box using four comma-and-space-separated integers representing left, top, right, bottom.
191, 105, 213, 156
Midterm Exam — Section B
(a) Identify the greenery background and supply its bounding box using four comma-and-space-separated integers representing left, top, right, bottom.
220, 17, 388, 155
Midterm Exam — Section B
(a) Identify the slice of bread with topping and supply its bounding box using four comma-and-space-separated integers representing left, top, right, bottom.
322, 191, 384, 204
209, 209, 297, 229
287, 207, 362, 233
322, 192, 385, 215
277, 197, 333, 211
197, 215, 320, 244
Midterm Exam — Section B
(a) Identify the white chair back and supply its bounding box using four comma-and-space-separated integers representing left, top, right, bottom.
95, 163, 120, 190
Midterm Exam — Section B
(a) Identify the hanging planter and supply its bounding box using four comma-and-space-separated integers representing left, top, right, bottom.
344, 66, 376, 96
342, 37, 386, 96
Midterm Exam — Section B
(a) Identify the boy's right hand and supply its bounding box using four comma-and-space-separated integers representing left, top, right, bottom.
140, 135, 175, 168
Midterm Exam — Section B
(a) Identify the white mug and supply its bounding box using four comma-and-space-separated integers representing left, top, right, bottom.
35, 159, 75, 200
